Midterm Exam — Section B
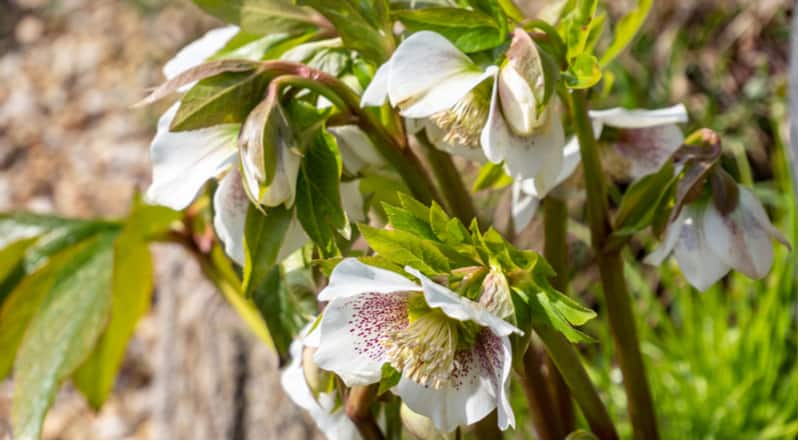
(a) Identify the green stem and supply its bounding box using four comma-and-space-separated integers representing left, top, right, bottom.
346, 385, 385, 439
542, 196, 575, 436
534, 324, 619, 439
570, 90, 659, 439
416, 130, 478, 225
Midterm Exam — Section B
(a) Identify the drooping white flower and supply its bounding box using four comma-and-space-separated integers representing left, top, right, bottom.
163, 26, 240, 85
313, 258, 521, 432
327, 125, 386, 176
281, 322, 362, 440
645, 185, 788, 291
511, 105, 688, 233
361, 30, 565, 186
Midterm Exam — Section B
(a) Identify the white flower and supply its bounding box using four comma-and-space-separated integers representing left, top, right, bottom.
361, 31, 565, 185
326, 125, 386, 176
162, 26, 240, 86
313, 258, 521, 432
645, 185, 788, 291
511, 104, 688, 233
281, 322, 362, 440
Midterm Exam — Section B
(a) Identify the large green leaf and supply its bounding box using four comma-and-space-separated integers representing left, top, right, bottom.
171, 69, 272, 131
393, 7, 505, 53
70, 202, 178, 409
295, 131, 346, 257
359, 225, 450, 274
599, 0, 652, 67
191, 0, 318, 35
243, 204, 294, 297
12, 233, 116, 439
298, 0, 393, 62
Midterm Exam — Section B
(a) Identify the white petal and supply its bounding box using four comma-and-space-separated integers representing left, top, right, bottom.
319, 258, 420, 301
399, 69, 495, 119
588, 104, 688, 129
213, 169, 249, 265
281, 323, 362, 440
261, 138, 302, 207
145, 104, 239, 210
525, 108, 568, 195
315, 292, 410, 386
511, 180, 540, 234
361, 61, 392, 107
556, 135, 583, 184
671, 203, 731, 291
704, 187, 775, 279
424, 121, 487, 163
277, 217, 309, 264
404, 267, 521, 337
163, 26, 239, 91
644, 208, 683, 266
393, 331, 514, 432
340, 180, 365, 223
328, 125, 385, 175
405, 118, 427, 135
387, 31, 478, 107
613, 124, 684, 178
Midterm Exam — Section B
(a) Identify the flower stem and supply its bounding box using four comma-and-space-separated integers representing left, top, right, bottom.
569, 90, 659, 439
345, 385, 384, 440
471, 410, 502, 439
416, 130, 478, 225
534, 324, 619, 439
542, 195, 575, 435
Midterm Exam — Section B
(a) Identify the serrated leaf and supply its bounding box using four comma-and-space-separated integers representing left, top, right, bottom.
251, 266, 295, 362
359, 225, 450, 274
12, 233, 116, 439
296, 131, 346, 257
393, 7, 505, 53
243, 204, 294, 297
191, 0, 318, 35
531, 290, 594, 343
298, 0, 393, 62
378, 363, 402, 395
599, 0, 652, 67
383, 204, 437, 240
565, 53, 601, 90
171, 69, 272, 131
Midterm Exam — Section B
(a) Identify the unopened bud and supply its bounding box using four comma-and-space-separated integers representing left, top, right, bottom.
400, 403, 453, 440
499, 29, 548, 136
478, 268, 514, 319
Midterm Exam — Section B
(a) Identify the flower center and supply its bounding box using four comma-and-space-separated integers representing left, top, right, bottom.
382, 309, 460, 389
430, 80, 492, 147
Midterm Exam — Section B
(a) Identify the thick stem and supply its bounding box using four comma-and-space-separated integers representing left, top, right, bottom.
542, 196, 575, 436
570, 91, 659, 439
416, 131, 478, 225
534, 325, 619, 439
520, 346, 564, 439
345, 385, 384, 440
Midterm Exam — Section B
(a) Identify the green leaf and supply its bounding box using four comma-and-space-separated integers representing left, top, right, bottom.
599, 0, 652, 67
393, 7, 505, 53
12, 233, 116, 439
191, 0, 318, 35
428, 201, 468, 246
171, 69, 271, 131
564, 53, 602, 89
530, 290, 594, 343
296, 131, 347, 257
0, 237, 39, 306
243, 204, 294, 297
297, 0, 393, 62
70, 201, 175, 409
251, 266, 297, 361
378, 363, 402, 396
612, 162, 677, 238
359, 225, 450, 274
383, 204, 437, 240
473, 162, 512, 191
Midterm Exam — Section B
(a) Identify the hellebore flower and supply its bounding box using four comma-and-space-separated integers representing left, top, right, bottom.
281, 322, 362, 440
645, 185, 789, 291
511, 104, 688, 233
361, 30, 565, 185
313, 258, 521, 432
162, 26, 240, 86
327, 125, 386, 176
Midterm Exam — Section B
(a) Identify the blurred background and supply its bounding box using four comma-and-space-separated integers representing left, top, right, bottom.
0, 0, 796, 439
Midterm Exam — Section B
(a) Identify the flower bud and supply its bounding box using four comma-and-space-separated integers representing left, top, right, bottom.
400, 403, 454, 440
499, 29, 548, 136
239, 94, 301, 208
478, 267, 515, 319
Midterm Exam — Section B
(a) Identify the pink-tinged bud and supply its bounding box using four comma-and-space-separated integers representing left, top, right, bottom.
499, 29, 548, 136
